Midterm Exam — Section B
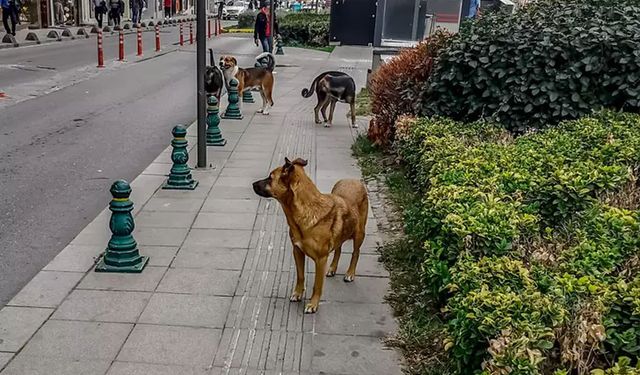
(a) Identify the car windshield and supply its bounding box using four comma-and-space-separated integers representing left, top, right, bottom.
227, 1, 245, 6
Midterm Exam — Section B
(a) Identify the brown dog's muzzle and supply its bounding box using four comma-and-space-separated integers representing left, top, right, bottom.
252, 178, 272, 198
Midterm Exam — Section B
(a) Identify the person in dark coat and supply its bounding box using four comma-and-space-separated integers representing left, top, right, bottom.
253, 1, 278, 53
1, 0, 18, 35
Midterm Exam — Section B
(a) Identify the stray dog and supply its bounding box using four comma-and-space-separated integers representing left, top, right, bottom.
219, 52, 275, 115
252, 158, 369, 313
302, 71, 357, 128
205, 48, 224, 100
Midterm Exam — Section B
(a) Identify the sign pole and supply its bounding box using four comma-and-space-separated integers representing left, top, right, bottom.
196, 0, 207, 168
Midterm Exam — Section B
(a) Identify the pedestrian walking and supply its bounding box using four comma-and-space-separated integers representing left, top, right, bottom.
53, 0, 63, 24
163, 0, 171, 18
131, 0, 143, 23
253, 1, 278, 53
216, 0, 223, 19
94, 0, 106, 27
109, 0, 120, 26
1, 0, 17, 35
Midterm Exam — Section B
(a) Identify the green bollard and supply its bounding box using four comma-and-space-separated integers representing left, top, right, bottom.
221, 78, 243, 120
162, 125, 199, 190
275, 38, 284, 56
95, 180, 149, 273
206, 96, 227, 146
242, 90, 255, 103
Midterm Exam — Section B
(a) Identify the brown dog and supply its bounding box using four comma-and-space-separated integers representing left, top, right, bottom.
252, 158, 369, 313
219, 52, 275, 115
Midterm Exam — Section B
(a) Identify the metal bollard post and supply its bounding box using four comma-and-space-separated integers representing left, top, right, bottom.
97, 30, 105, 68
136, 26, 143, 56
242, 90, 254, 103
189, 22, 193, 44
206, 96, 227, 146
221, 78, 243, 120
162, 125, 199, 190
179, 23, 184, 46
118, 29, 124, 61
208, 19, 211, 39
155, 24, 160, 51
94, 180, 149, 273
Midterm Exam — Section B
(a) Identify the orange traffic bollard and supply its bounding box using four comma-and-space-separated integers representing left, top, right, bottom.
155, 24, 160, 51
136, 27, 143, 56
118, 29, 124, 61
97, 30, 105, 67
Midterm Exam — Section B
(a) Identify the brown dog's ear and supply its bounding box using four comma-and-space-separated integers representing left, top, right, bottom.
231, 57, 238, 65
282, 158, 294, 175
291, 158, 308, 167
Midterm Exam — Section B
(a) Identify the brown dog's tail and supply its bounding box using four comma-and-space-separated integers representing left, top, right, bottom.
301, 71, 350, 98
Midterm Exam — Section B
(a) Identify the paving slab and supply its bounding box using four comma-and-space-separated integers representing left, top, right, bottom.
0, 353, 13, 370
117, 324, 222, 366
8, 271, 84, 308
0, 356, 111, 375
134, 227, 190, 247
157, 268, 240, 295
19, 320, 132, 360
51, 290, 151, 323
303, 302, 397, 337
201, 198, 260, 213
193, 212, 256, 230
135, 211, 198, 228
172, 246, 248, 270
139, 245, 179, 267
138, 293, 231, 328
183, 229, 252, 249
78, 266, 166, 292
43, 244, 103, 273
106, 362, 211, 375
0, 306, 53, 352
300, 333, 402, 375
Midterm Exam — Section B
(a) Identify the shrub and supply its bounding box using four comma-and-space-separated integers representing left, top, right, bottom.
421, 0, 640, 133
237, 10, 256, 28
385, 111, 640, 374
367, 31, 451, 148
279, 13, 329, 47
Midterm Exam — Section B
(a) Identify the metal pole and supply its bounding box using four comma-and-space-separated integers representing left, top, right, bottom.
269, 0, 274, 53
196, 0, 207, 168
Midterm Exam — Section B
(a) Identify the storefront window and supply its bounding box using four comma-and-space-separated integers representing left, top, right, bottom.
18, 0, 40, 26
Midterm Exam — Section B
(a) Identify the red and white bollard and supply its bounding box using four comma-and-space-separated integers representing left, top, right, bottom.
179, 23, 184, 46
208, 19, 211, 39
189, 22, 193, 44
118, 29, 124, 61
136, 26, 143, 56
155, 24, 160, 52
97, 30, 104, 68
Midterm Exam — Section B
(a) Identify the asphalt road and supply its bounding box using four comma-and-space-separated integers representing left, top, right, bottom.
0, 32, 263, 307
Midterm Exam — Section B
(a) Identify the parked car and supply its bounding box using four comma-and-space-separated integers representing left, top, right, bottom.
225, 0, 248, 19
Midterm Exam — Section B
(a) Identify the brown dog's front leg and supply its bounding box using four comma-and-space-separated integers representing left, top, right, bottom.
290, 246, 305, 302
305, 255, 327, 314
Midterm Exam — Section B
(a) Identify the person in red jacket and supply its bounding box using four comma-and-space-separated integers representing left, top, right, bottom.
163, 0, 171, 18
253, 1, 279, 53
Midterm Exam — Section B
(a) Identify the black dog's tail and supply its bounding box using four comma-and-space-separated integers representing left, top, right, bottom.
255, 52, 276, 72
301, 71, 349, 98
209, 48, 214, 66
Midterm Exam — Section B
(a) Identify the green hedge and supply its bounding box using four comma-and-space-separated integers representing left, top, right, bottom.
391, 111, 640, 374
415, 0, 640, 133
279, 13, 329, 47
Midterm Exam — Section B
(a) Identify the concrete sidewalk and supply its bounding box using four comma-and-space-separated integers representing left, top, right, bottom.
0, 46, 402, 375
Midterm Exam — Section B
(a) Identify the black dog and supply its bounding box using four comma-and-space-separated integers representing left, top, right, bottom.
206, 48, 224, 100
302, 71, 357, 127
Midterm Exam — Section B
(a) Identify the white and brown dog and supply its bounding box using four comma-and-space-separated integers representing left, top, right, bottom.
219, 52, 275, 115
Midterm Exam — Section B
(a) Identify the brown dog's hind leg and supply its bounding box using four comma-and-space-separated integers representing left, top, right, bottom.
326, 246, 341, 277
320, 96, 330, 124
315, 92, 327, 124
290, 245, 306, 302
344, 233, 364, 282
305, 255, 328, 314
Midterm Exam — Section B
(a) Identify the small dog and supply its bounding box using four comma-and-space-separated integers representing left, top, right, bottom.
302, 71, 357, 128
252, 158, 369, 314
219, 52, 275, 115
205, 48, 224, 100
